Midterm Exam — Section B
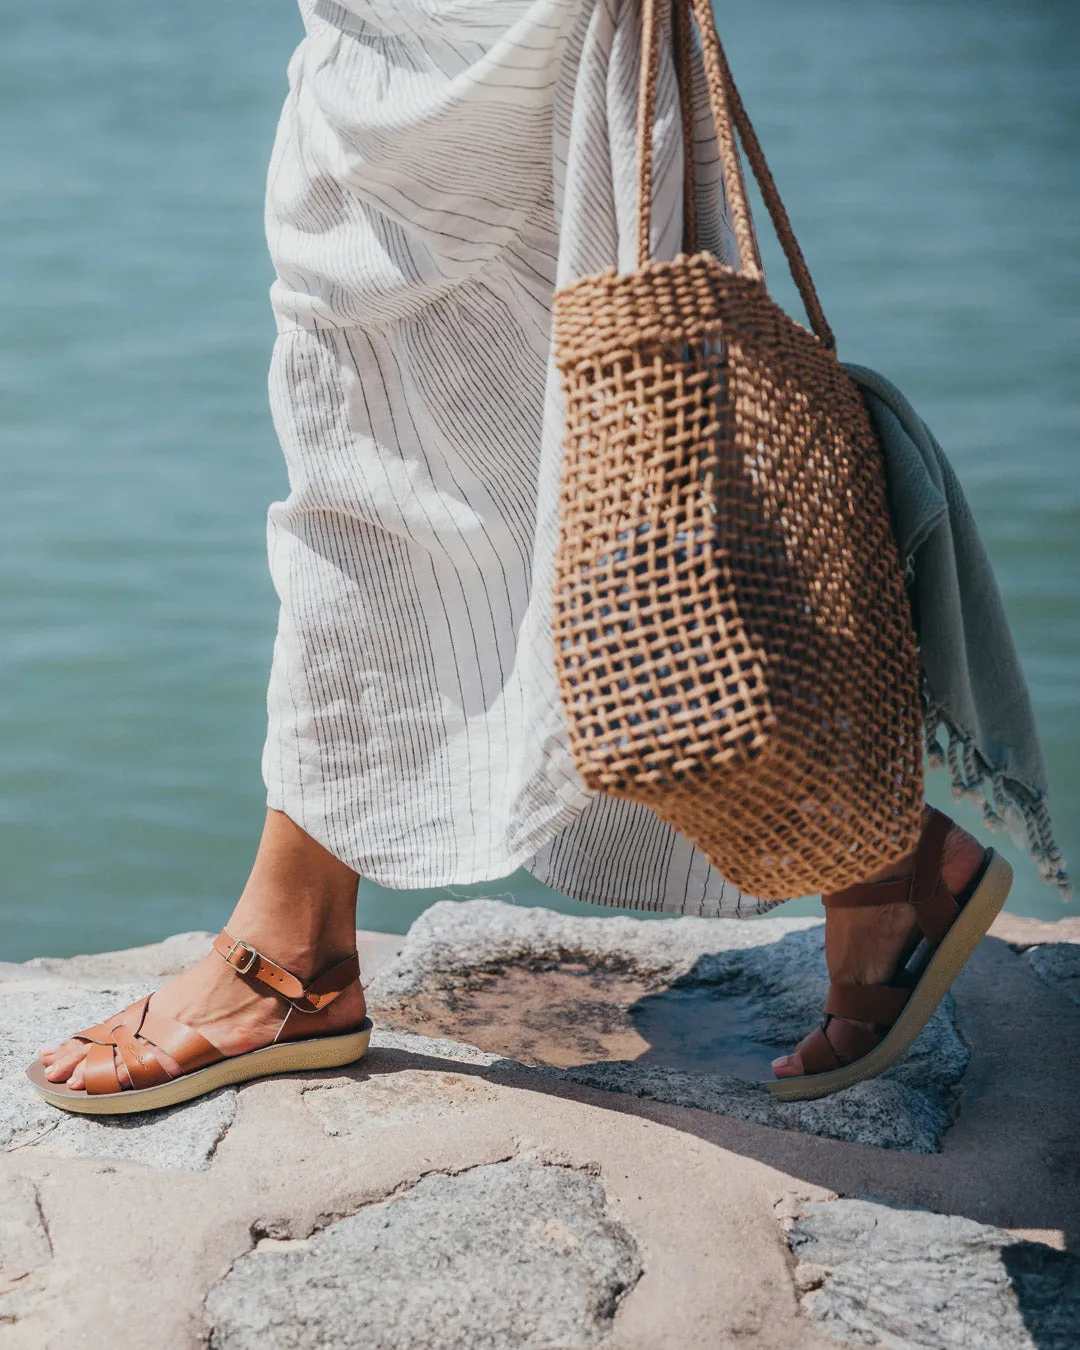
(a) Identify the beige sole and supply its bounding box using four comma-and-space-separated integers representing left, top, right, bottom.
768, 851, 1013, 1102
25, 1020, 373, 1116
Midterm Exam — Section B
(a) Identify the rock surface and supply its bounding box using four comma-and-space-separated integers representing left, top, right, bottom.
0, 1175, 51, 1287
0, 978, 235, 1170
785, 1196, 1080, 1349
1021, 943, 1080, 1007
205, 1160, 642, 1350
368, 900, 967, 1152
2, 909, 1078, 1349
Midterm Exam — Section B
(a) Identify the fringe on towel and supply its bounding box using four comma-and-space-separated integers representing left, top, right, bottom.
923, 693, 1073, 901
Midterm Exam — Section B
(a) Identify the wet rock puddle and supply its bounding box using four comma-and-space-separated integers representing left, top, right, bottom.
378, 961, 782, 1080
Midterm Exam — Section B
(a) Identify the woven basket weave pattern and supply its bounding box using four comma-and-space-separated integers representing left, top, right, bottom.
551, 4, 923, 899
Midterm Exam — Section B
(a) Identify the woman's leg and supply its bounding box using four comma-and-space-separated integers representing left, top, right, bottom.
38, 810, 367, 1089
772, 805, 988, 1078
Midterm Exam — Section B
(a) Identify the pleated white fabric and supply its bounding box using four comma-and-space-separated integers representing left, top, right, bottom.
263, 0, 771, 916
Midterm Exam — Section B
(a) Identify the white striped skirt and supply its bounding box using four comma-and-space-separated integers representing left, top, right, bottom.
262, 0, 770, 916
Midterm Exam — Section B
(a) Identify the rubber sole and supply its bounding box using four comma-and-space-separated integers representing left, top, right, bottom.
25, 1020, 373, 1116
767, 851, 1012, 1102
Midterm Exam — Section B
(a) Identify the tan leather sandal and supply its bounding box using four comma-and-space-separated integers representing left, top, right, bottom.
769, 809, 1013, 1101
26, 930, 373, 1116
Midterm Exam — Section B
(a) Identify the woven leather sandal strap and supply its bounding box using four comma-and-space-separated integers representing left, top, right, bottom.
83, 1041, 123, 1096
79, 997, 223, 1095
825, 982, 910, 1028
212, 930, 360, 1014
138, 1007, 223, 1073
70, 998, 150, 1047
795, 1025, 843, 1075
111, 1023, 174, 1091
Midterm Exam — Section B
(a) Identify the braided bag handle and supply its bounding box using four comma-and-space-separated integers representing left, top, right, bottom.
638, 0, 836, 352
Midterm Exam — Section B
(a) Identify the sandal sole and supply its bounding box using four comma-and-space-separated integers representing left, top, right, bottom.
767, 851, 1012, 1101
25, 1020, 373, 1116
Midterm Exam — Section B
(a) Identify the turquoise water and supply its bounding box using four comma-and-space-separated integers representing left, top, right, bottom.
1, 1, 1076, 961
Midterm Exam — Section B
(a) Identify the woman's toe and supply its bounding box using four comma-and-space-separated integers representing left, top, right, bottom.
45, 1049, 84, 1082
771, 1051, 803, 1079
67, 1061, 87, 1091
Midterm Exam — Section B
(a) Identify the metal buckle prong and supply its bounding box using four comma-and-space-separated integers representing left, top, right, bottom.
225, 939, 259, 975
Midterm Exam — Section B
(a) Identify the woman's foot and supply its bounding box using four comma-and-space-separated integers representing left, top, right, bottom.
37, 810, 366, 1091
772, 806, 987, 1079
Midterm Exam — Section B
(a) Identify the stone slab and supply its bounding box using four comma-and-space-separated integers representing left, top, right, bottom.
784, 1196, 1080, 1349
1021, 943, 1080, 1007
0, 1174, 51, 1285
204, 1159, 642, 1350
990, 913, 1080, 946
0, 911, 1075, 1350
367, 900, 968, 1152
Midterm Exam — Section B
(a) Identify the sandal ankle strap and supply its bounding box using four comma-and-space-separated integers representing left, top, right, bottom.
212, 930, 360, 1013
823, 808, 961, 945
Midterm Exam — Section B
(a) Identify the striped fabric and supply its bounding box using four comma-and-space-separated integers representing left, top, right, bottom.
263, 0, 772, 916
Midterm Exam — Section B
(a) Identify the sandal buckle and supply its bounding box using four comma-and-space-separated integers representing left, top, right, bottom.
225, 939, 259, 975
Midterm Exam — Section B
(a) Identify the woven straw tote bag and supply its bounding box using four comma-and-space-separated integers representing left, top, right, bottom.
550, 0, 924, 900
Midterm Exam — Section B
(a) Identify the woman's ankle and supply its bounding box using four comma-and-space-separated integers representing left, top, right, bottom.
224, 810, 361, 981
221, 899, 358, 981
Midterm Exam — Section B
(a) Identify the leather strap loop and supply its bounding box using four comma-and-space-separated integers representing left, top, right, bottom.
84, 1041, 122, 1096
74, 995, 226, 1095
824, 982, 910, 1028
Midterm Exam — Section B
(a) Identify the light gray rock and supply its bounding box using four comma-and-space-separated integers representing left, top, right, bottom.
303, 1068, 499, 1135
22, 931, 214, 983
367, 900, 822, 1005
0, 986, 235, 1170
371, 1024, 945, 1153
370, 901, 968, 1153
1022, 943, 1080, 1007
371, 1026, 508, 1069
786, 1197, 1080, 1349
0, 1175, 52, 1284
0, 1174, 53, 1330
205, 1160, 642, 1350
547, 1061, 953, 1154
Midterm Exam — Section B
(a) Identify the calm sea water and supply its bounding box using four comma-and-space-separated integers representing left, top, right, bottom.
1, 1, 1077, 961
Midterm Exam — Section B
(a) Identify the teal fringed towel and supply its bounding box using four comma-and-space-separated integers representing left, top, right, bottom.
846, 363, 1070, 899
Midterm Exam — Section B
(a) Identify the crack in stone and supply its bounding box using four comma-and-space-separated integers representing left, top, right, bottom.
30, 1185, 53, 1263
